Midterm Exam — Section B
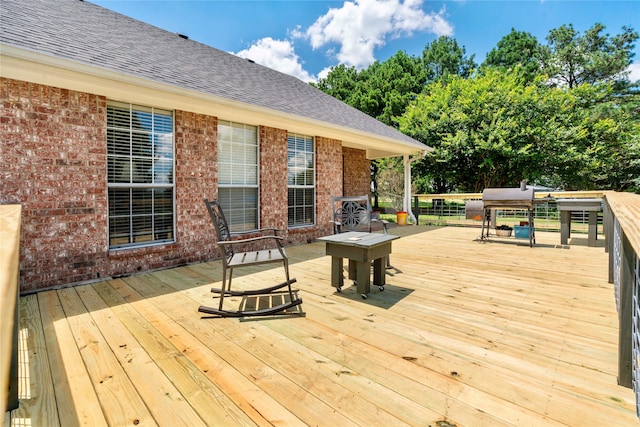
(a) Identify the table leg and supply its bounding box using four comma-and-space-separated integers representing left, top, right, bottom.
372, 257, 385, 286
331, 256, 344, 289
560, 211, 571, 245
588, 211, 598, 247
348, 259, 357, 281
355, 261, 371, 295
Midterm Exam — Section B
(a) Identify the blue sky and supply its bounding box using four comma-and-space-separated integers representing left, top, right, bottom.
91, 0, 640, 82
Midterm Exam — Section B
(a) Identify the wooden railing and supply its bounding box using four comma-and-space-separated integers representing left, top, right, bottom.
1, 205, 21, 414
603, 191, 640, 418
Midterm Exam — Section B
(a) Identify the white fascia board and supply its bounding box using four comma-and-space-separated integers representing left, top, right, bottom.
1, 44, 428, 159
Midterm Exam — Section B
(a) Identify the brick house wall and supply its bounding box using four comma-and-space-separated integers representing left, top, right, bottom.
1, 79, 109, 291
342, 147, 371, 197
259, 126, 288, 231
308, 136, 343, 241
1, 78, 372, 292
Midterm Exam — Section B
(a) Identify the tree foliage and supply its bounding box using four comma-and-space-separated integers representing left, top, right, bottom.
482, 29, 541, 83
422, 36, 476, 81
540, 23, 639, 88
312, 22, 640, 194
311, 64, 360, 104
400, 68, 559, 192
398, 68, 640, 192
354, 51, 426, 126
312, 51, 424, 126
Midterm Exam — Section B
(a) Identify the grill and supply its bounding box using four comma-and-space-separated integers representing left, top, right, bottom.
481, 187, 536, 247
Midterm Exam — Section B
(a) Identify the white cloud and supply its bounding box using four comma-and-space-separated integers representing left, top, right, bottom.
234, 37, 316, 83
305, 0, 453, 69
317, 66, 334, 80
628, 62, 640, 83
231, 1, 453, 82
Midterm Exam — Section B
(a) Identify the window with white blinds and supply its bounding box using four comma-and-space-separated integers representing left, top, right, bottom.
287, 133, 315, 227
218, 121, 259, 232
107, 102, 175, 248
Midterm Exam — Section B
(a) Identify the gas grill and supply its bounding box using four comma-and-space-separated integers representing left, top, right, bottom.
481, 187, 536, 247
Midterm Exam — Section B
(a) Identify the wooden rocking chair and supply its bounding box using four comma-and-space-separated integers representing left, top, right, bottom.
198, 199, 302, 317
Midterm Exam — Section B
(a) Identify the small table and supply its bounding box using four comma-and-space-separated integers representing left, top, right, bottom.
556, 198, 602, 246
317, 231, 399, 298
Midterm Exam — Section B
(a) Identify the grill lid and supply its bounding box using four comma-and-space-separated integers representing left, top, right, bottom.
482, 187, 534, 202
482, 187, 535, 209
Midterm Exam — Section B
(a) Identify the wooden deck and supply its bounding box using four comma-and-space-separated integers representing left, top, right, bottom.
6, 226, 637, 426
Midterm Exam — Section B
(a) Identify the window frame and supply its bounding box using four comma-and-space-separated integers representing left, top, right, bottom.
106, 101, 176, 250
217, 120, 260, 233
287, 133, 315, 228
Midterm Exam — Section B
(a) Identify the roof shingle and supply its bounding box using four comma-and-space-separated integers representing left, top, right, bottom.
0, 0, 427, 150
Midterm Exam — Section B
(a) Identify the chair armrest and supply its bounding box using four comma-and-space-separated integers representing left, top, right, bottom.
218, 235, 284, 247
230, 228, 282, 238
372, 218, 389, 233
256, 227, 282, 236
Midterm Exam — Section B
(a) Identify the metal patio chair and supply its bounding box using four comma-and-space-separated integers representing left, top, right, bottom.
198, 199, 302, 317
331, 195, 392, 269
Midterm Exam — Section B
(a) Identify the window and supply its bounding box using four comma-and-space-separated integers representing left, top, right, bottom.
218, 121, 259, 232
287, 133, 315, 227
107, 102, 174, 248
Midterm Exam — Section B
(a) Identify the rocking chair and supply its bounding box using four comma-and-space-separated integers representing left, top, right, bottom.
198, 199, 302, 317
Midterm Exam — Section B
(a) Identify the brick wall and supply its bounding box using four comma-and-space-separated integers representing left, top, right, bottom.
0, 77, 371, 291
0, 79, 221, 291
342, 147, 371, 197
311, 136, 344, 240
1, 78, 109, 292
174, 111, 219, 263
260, 126, 288, 231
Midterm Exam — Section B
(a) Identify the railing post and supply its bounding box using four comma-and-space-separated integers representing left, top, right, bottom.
618, 230, 634, 388
413, 196, 419, 225
603, 201, 614, 283
8, 288, 18, 411
1, 205, 21, 413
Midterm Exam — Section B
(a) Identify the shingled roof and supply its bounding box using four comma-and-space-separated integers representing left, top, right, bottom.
0, 0, 428, 156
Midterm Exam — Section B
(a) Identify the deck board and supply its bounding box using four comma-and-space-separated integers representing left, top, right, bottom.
37, 290, 108, 427
6, 226, 637, 426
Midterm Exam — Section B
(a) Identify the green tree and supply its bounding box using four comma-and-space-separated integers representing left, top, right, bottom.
399, 66, 640, 192
312, 51, 425, 127
310, 64, 360, 104
483, 29, 542, 83
422, 36, 476, 82
565, 83, 640, 191
354, 51, 426, 126
540, 23, 639, 88
398, 68, 583, 192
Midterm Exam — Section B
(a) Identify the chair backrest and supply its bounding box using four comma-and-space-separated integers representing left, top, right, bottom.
204, 199, 234, 258
332, 195, 373, 233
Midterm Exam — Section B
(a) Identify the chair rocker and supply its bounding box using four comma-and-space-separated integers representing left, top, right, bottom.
198, 199, 302, 317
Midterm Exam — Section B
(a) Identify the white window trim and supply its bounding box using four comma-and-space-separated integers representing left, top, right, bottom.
217, 120, 260, 232
287, 133, 316, 228
106, 101, 176, 250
